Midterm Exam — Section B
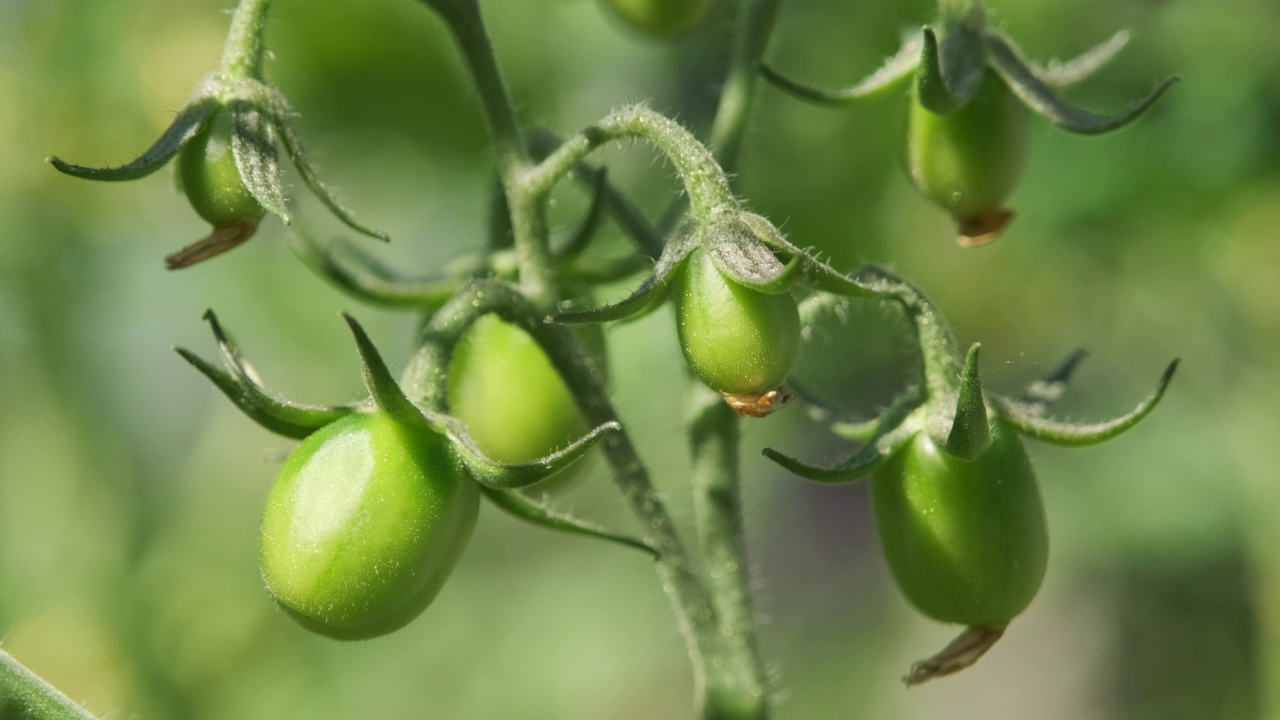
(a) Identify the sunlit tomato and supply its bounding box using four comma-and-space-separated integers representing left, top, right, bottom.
600, 0, 713, 37
675, 247, 800, 400
446, 314, 589, 466
260, 411, 479, 640
178, 107, 265, 230
871, 421, 1048, 625
906, 69, 1028, 245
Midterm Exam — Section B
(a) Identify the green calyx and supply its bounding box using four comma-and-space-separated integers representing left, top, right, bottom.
46, 0, 389, 269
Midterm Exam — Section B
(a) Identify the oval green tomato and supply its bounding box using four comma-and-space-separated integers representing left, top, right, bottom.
906, 70, 1028, 240
871, 422, 1048, 626
675, 247, 800, 398
178, 107, 266, 229
600, 0, 713, 37
260, 411, 479, 640
447, 314, 588, 466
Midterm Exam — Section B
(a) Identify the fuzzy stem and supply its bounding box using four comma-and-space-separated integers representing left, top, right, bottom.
709, 0, 782, 173
419, 0, 557, 305
688, 384, 770, 720
853, 265, 964, 400
524, 105, 738, 225
220, 0, 273, 79
0, 649, 98, 719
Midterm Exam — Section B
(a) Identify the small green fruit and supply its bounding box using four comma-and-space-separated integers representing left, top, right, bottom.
906, 70, 1029, 246
871, 422, 1048, 626
600, 0, 713, 37
260, 411, 479, 640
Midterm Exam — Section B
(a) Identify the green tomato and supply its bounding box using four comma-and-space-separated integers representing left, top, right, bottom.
446, 314, 589, 466
675, 247, 800, 399
178, 107, 266, 229
906, 69, 1028, 243
260, 411, 479, 640
600, 0, 713, 37
871, 421, 1048, 626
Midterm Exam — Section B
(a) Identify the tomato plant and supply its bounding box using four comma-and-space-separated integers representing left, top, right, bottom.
600, 0, 713, 36
178, 107, 266, 233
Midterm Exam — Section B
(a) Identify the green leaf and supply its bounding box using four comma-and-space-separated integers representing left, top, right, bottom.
759, 32, 923, 105
985, 31, 1178, 135
48, 97, 217, 182
175, 310, 353, 438
995, 359, 1179, 446
229, 102, 290, 222
481, 486, 658, 559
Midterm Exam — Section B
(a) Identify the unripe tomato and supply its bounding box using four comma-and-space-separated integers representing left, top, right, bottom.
446, 314, 588, 465
906, 69, 1028, 243
675, 247, 800, 399
871, 422, 1048, 626
600, 0, 713, 37
260, 411, 479, 640
178, 107, 266, 229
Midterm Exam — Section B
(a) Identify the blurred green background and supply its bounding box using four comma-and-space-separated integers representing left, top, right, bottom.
2, 0, 1278, 717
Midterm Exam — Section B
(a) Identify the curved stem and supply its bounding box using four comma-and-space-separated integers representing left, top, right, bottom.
220, 0, 273, 79
0, 649, 98, 719
524, 105, 737, 224
689, 384, 769, 719
400, 281, 723, 694
709, 0, 782, 174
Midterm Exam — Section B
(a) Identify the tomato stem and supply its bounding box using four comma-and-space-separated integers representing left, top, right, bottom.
709, 0, 781, 175
689, 384, 770, 719
220, 0, 273, 80
0, 648, 98, 720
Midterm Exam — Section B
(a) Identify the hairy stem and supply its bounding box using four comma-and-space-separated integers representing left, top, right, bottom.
524, 105, 738, 224
709, 0, 781, 173
0, 649, 98, 720
220, 0, 274, 79
420, 0, 557, 304
853, 265, 964, 399
688, 384, 770, 720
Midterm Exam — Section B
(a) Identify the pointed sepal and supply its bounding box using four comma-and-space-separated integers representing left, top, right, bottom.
342, 312, 426, 428
995, 359, 1179, 446
917, 26, 986, 114
433, 412, 621, 490
273, 96, 391, 242
1006, 29, 1132, 88
175, 310, 353, 439
48, 96, 219, 182
229, 101, 291, 223
1020, 347, 1088, 414
763, 410, 918, 484
759, 32, 923, 105
985, 31, 1178, 135
704, 215, 799, 294
934, 343, 992, 461
480, 487, 658, 559
553, 228, 697, 323
291, 231, 462, 309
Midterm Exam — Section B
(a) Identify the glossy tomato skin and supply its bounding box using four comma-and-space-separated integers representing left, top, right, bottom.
600, 0, 713, 37
446, 314, 591, 466
676, 247, 800, 397
260, 411, 479, 640
178, 107, 266, 228
871, 421, 1048, 626
906, 69, 1028, 223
